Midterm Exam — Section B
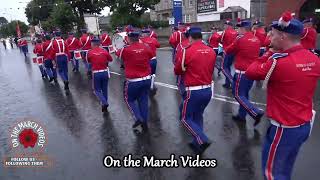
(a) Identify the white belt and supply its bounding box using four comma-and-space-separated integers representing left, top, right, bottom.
185, 84, 211, 91
93, 68, 109, 73
38, 63, 43, 66
270, 119, 307, 128
127, 75, 151, 82
235, 69, 246, 74
213, 48, 218, 50
260, 47, 266, 50
56, 52, 67, 56
82, 50, 89, 52
151, 57, 156, 60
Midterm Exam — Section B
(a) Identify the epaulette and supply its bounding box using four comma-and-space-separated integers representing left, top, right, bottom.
236, 34, 244, 40
269, 53, 288, 60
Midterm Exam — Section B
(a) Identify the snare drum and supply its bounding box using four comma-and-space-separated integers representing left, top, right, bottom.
74, 50, 82, 60
37, 56, 44, 64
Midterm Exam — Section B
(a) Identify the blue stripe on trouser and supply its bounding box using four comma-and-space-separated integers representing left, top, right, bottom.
222, 54, 234, 86
124, 79, 151, 123
92, 71, 109, 106
56, 55, 69, 81
44, 59, 57, 78
262, 123, 310, 180
38, 65, 47, 77
232, 73, 263, 119
180, 88, 211, 146
81, 51, 91, 71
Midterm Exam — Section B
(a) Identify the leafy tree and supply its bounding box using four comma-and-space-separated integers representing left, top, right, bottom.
105, 0, 160, 28
25, 0, 57, 25
0, 17, 8, 26
50, 2, 77, 33
64, 0, 108, 29
0, 21, 28, 37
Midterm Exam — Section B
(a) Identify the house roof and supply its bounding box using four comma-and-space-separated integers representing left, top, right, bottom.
223, 6, 247, 13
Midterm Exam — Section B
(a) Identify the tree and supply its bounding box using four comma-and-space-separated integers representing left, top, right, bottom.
64, 0, 108, 29
50, 3, 77, 33
25, 0, 57, 25
0, 21, 28, 37
104, 0, 160, 27
0, 17, 8, 26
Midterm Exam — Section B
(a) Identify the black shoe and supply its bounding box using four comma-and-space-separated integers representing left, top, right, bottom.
141, 123, 148, 133
42, 75, 46, 79
120, 65, 124, 69
54, 78, 58, 83
132, 120, 142, 129
198, 142, 211, 155
87, 71, 92, 79
222, 84, 232, 89
64, 81, 69, 90
72, 68, 76, 72
49, 77, 54, 82
149, 88, 157, 96
232, 115, 246, 122
254, 113, 264, 127
188, 142, 199, 153
101, 105, 109, 112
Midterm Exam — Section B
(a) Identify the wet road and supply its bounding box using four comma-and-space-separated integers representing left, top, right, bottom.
0, 44, 319, 180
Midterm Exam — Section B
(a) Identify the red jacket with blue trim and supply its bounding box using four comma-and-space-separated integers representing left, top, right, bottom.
80, 34, 92, 50
225, 32, 260, 71
174, 41, 216, 86
87, 47, 113, 71
66, 36, 81, 52
116, 42, 153, 79
246, 45, 320, 126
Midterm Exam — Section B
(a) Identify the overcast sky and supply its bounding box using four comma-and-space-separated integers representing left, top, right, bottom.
0, 0, 110, 24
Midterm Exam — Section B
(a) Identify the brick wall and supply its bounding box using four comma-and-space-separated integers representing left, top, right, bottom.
266, 0, 307, 24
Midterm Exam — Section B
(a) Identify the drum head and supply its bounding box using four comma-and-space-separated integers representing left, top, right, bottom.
112, 32, 127, 51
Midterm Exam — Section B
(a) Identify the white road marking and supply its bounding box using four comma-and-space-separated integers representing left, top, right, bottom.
109, 71, 266, 106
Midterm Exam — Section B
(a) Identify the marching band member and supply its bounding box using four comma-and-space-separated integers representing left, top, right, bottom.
116, 31, 154, 133
169, 23, 186, 64
87, 36, 113, 113
225, 20, 264, 125
246, 12, 320, 179
301, 18, 317, 50
174, 27, 216, 154
208, 26, 220, 53
43, 34, 57, 83
221, 20, 238, 89
80, 29, 93, 78
33, 39, 48, 79
66, 32, 81, 72
20, 37, 28, 57
52, 31, 71, 90
100, 31, 112, 52
140, 29, 160, 94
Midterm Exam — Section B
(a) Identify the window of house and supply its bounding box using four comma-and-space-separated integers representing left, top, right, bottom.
189, 0, 194, 7
184, 14, 191, 23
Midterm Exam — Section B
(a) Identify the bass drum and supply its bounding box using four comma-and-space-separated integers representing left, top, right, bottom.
111, 32, 127, 53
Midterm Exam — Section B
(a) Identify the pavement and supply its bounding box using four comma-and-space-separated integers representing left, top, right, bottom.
0, 44, 320, 180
